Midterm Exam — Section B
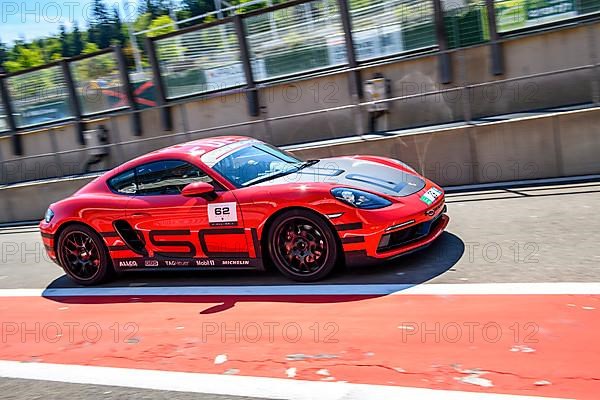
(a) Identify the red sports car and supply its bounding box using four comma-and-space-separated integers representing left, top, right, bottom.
40, 136, 449, 285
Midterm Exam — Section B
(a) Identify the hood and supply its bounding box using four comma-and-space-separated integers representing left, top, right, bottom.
259, 157, 426, 197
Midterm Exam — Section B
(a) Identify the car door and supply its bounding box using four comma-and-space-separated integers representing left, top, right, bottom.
125, 159, 252, 265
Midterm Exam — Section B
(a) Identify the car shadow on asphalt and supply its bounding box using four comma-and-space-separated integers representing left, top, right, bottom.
42, 232, 464, 313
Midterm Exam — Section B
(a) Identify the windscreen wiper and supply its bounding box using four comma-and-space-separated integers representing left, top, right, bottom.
243, 160, 320, 187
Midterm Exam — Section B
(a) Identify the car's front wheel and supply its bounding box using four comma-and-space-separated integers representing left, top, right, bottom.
268, 209, 338, 282
56, 224, 113, 286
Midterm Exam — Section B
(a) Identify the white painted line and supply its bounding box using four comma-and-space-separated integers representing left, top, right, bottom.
396, 283, 600, 295
0, 360, 570, 400
0, 283, 600, 298
444, 174, 600, 193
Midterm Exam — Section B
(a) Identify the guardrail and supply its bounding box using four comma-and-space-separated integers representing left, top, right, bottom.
2, 0, 599, 153
1, 43, 598, 186
0, 46, 141, 155
1, 0, 600, 187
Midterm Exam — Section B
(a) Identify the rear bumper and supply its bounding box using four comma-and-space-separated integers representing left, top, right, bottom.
344, 213, 449, 267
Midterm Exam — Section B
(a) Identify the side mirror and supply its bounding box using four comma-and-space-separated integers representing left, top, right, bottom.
181, 182, 215, 197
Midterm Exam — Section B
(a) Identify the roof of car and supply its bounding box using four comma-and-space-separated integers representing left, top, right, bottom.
124, 136, 252, 164
156, 136, 253, 156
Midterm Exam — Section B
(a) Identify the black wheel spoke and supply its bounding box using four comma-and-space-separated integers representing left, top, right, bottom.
274, 217, 329, 276
59, 231, 101, 281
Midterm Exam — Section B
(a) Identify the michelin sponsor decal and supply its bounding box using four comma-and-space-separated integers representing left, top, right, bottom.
221, 260, 251, 266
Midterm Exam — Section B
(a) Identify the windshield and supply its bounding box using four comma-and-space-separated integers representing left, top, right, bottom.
203, 142, 302, 188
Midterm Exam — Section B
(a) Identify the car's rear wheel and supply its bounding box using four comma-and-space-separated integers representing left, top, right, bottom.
268, 209, 338, 282
57, 224, 113, 286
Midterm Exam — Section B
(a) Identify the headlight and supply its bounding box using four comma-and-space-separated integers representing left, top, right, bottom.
331, 188, 392, 209
44, 208, 54, 223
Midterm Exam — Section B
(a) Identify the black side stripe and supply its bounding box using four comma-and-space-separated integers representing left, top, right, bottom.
251, 228, 261, 259
101, 232, 121, 238
108, 245, 131, 251
44, 244, 53, 252
335, 222, 363, 231
41, 233, 54, 239
341, 236, 365, 244
345, 249, 368, 257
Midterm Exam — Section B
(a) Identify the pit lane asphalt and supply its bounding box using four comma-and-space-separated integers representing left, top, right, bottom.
0, 377, 266, 400
1, 181, 599, 289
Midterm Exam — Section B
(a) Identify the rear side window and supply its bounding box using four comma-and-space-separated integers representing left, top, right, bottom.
135, 160, 213, 196
108, 170, 136, 194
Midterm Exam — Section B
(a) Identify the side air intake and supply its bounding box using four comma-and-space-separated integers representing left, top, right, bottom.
113, 220, 147, 255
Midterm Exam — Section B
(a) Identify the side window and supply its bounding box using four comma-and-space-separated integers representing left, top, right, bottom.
135, 160, 213, 196
108, 170, 137, 194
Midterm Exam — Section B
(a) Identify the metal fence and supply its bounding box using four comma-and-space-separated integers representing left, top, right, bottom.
0, 0, 599, 163
1, 41, 598, 186
0, 47, 137, 153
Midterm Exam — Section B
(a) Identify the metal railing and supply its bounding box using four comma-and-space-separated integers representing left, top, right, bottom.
1, 0, 600, 184
1, 42, 598, 186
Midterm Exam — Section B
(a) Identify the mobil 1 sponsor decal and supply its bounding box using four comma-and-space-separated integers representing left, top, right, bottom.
195, 259, 216, 267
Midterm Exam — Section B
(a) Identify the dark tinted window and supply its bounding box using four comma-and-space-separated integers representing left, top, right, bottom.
108, 169, 137, 194
135, 160, 212, 196
207, 143, 300, 188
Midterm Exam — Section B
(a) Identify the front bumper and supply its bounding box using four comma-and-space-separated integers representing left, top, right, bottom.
39, 220, 59, 264
344, 213, 449, 267
336, 195, 449, 267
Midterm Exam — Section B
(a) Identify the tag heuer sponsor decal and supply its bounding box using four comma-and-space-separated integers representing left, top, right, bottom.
165, 260, 190, 267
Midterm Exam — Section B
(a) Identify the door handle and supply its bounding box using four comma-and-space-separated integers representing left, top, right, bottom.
131, 212, 151, 218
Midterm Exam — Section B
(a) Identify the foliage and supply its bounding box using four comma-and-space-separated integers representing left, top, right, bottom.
0, 0, 331, 74
147, 15, 177, 37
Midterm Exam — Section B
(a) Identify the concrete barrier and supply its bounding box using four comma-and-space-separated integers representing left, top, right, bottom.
2, 106, 598, 224
0, 176, 96, 223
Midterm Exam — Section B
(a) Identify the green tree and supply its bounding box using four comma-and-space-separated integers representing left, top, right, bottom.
89, 0, 112, 49
72, 22, 85, 56
4, 44, 45, 72
91, 0, 110, 23
111, 6, 127, 45
181, 0, 215, 18
0, 39, 7, 68
38, 37, 62, 63
147, 14, 176, 37
59, 24, 70, 57
141, 0, 164, 18
83, 42, 100, 54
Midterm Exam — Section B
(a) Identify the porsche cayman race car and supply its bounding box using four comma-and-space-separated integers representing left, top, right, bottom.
40, 136, 449, 285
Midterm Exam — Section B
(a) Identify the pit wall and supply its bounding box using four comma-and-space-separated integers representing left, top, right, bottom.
2, 106, 599, 224
1, 21, 599, 185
